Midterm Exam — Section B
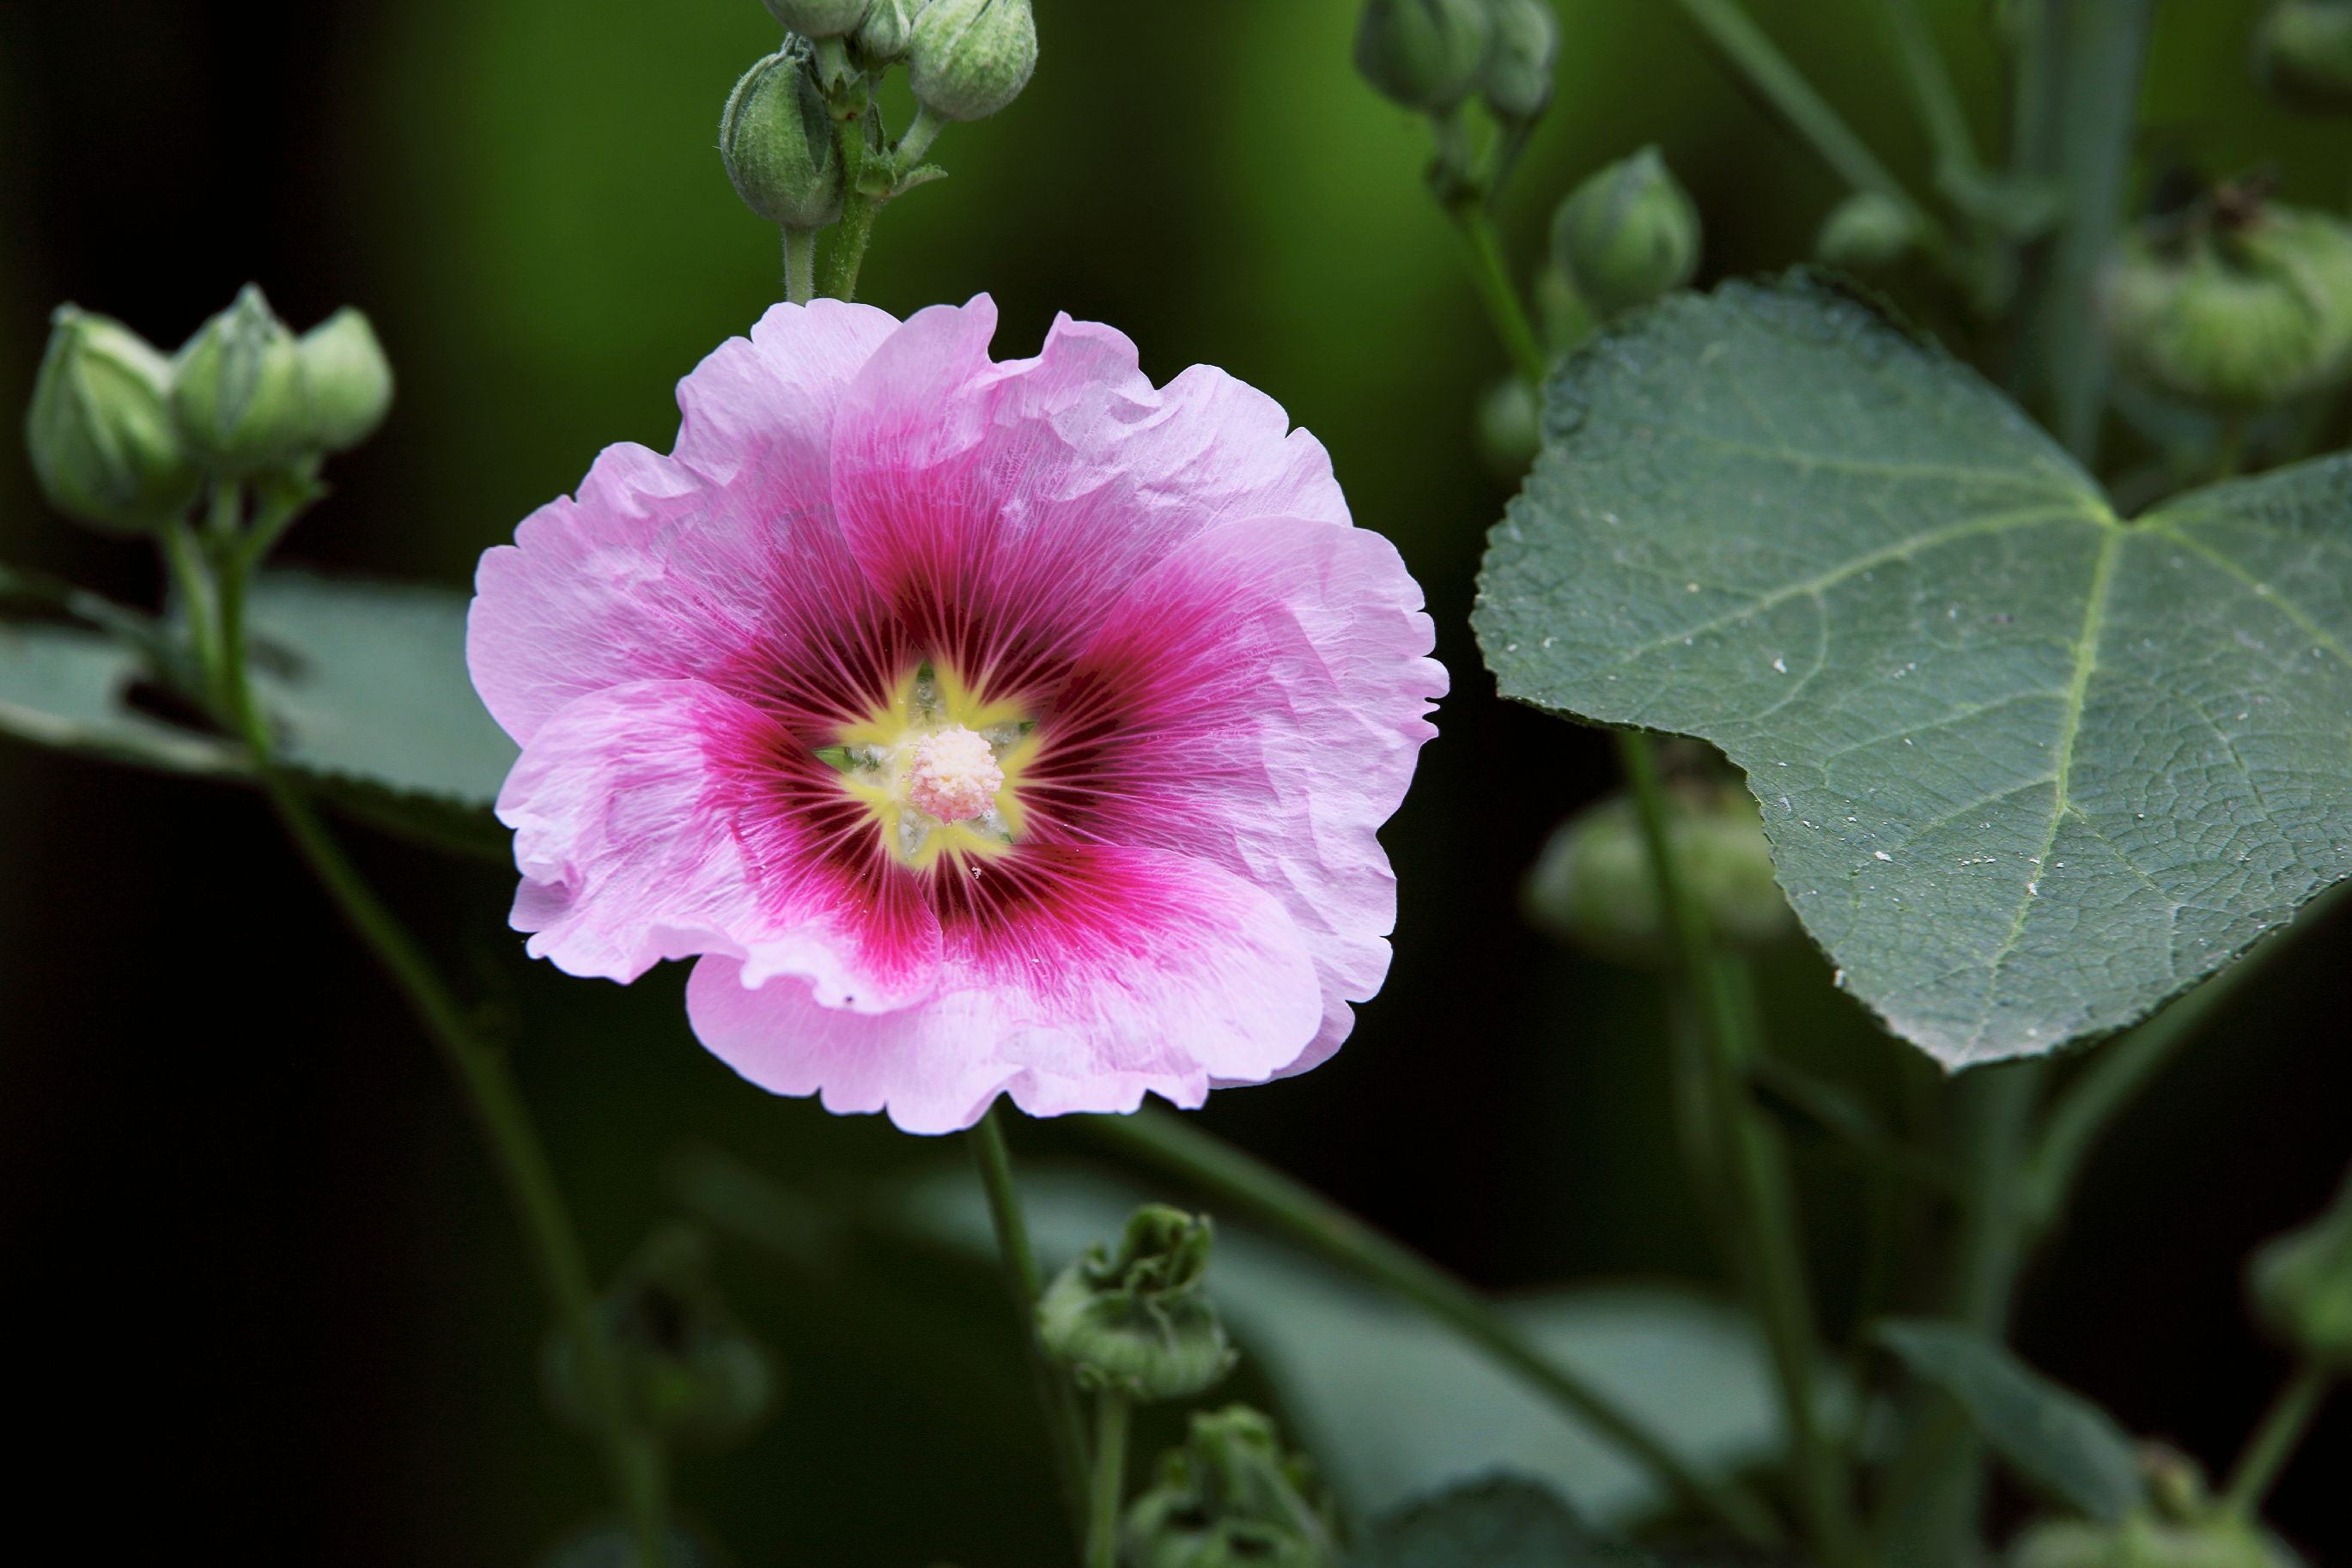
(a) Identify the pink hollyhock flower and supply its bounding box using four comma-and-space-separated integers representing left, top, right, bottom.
467, 297, 1443, 1133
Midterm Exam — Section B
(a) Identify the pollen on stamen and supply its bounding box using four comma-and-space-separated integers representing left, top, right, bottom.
906, 725, 1005, 824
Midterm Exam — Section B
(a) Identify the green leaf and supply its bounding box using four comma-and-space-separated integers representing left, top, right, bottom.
1477, 274, 2352, 1065
1353, 1476, 1665, 1568
903, 1170, 1795, 1525
247, 570, 517, 808
0, 621, 242, 776
1875, 1318, 2144, 1521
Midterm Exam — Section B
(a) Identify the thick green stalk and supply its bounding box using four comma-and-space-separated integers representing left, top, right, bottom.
201, 494, 667, 1565
2221, 1362, 2336, 1516
969, 1108, 1093, 1553
1615, 732, 1858, 1568
1080, 1109, 1785, 1548
785, 227, 818, 306
1087, 1390, 1130, 1568
1449, 205, 1549, 386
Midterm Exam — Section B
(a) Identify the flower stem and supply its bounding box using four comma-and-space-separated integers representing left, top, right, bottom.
197, 493, 667, 1566
785, 226, 818, 306
1614, 730, 1857, 1568
1087, 1389, 1130, 1568
969, 1106, 1094, 1554
1447, 205, 1548, 387
1079, 1107, 1786, 1548
2221, 1361, 2336, 1517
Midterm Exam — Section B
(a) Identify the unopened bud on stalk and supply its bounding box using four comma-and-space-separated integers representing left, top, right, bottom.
172, 285, 309, 476
295, 308, 393, 454
762, 0, 872, 38
1479, 0, 1559, 123
2104, 203, 2352, 408
721, 46, 845, 229
2250, 1166, 2352, 1370
2253, 0, 2352, 112
852, 0, 925, 63
1474, 374, 1541, 480
1551, 147, 1702, 318
908, 0, 1036, 122
1524, 785, 1793, 964
1352, 0, 1493, 113
1816, 191, 1920, 271
1125, 1407, 1339, 1568
1037, 1205, 1237, 1402
23, 307, 202, 535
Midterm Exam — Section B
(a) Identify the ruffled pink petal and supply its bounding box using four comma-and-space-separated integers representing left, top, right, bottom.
684, 845, 1322, 1134
468, 300, 901, 746
824, 298, 1351, 698
497, 678, 941, 1008
1030, 515, 1445, 1078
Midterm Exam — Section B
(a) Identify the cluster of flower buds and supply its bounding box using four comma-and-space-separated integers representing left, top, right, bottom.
2103, 190, 2352, 410
1523, 780, 1794, 964
1037, 1205, 1237, 1402
2253, 0, 2352, 112
1352, 0, 1560, 126
542, 1226, 778, 1450
757, 0, 1033, 115
25, 286, 391, 536
1124, 1406, 1339, 1568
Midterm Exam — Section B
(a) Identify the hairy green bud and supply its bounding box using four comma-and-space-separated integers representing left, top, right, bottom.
1551, 147, 1702, 318
2250, 1166, 2352, 1370
2254, 0, 2352, 111
295, 307, 393, 454
1352, 0, 1493, 112
1816, 191, 1920, 271
908, 0, 1036, 122
762, 0, 872, 38
1125, 1407, 1339, 1568
853, 0, 925, 63
1524, 784, 1794, 963
721, 46, 844, 229
1037, 1205, 1236, 1402
544, 1226, 778, 1450
1479, 0, 1559, 122
24, 306, 201, 535
2105, 204, 2352, 408
172, 284, 309, 476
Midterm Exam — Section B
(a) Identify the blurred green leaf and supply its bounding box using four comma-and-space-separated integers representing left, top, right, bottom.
1352, 1475, 1663, 1567
0, 619, 242, 776
904, 1169, 1794, 1525
248, 570, 517, 808
1876, 1318, 2145, 1521
1477, 274, 2352, 1067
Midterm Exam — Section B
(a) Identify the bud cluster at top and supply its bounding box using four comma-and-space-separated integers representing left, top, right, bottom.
24, 284, 392, 537
1353, 0, 1559, 125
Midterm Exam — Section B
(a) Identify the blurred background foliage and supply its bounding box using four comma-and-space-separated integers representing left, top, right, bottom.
0, 2, 2346, 1563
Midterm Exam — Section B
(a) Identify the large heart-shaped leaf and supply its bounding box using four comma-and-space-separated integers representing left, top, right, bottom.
1476, 275, 2352, 1064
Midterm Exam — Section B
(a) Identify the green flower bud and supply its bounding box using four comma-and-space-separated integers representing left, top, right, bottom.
1125, 1407, 1339, 1568
1479, 0, 1559, 122
23, 306, 201, 535
720, 46, 844, 229
171, 284, 309, 476
1524, 784, 1794, 964
295, 307, 393, 454
1474, 374, 1541, 480
853, 0, 925, 63
2254, 0, 2352, 112
2250, 1167, 2352, 1370
2105, 204, 2352, 408
1816, 191, 1921, 271
762, 0, 872, 38
1551, 147, 1702, 318
2010, 1515, 2289, 1568
908, 0, 1036, 122
544, 1226, 779, 1450
1534, 264, 1598, 357
1037, 1205, 1237, 1403
1352, 0, 1493, 112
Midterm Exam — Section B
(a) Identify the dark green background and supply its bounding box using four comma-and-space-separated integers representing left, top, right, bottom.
0, 2, 2345, 1563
